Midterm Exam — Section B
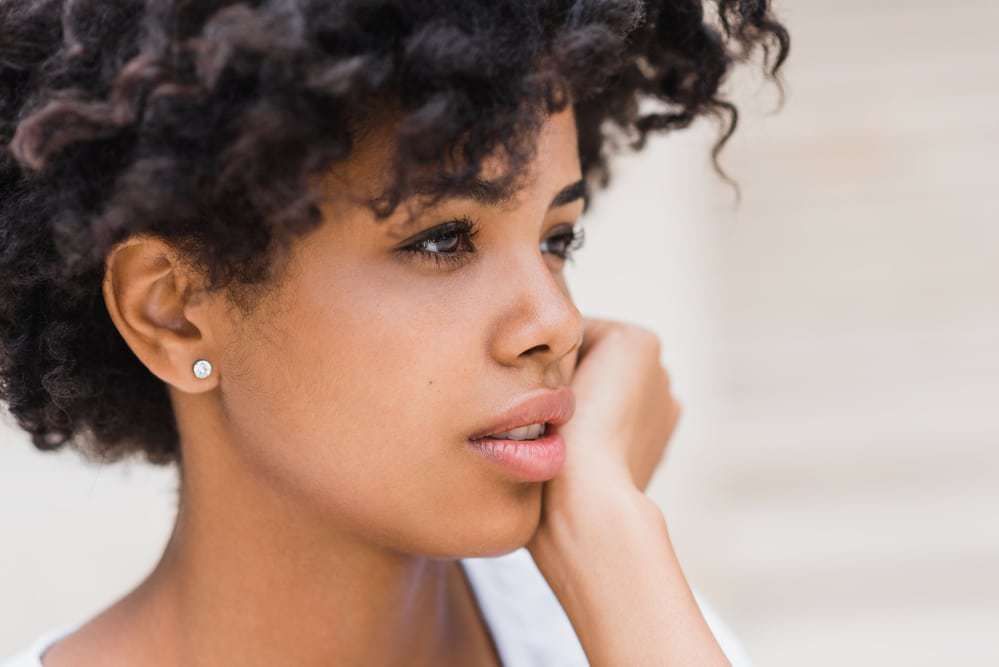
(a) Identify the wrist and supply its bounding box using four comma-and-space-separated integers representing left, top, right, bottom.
528, 482, 672, 590
527, 487, 725, 666
546, 467, 667, 537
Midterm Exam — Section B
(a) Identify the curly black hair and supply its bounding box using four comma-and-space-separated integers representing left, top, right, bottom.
0, 0, 788, 466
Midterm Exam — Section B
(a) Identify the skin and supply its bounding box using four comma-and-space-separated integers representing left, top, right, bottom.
41, 104, 727, 666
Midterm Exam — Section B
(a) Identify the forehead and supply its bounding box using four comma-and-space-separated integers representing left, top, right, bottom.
311, 105, 584, 233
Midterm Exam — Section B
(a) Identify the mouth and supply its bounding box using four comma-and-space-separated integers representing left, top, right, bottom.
465, 387, 574, 482
466, 423, 567, 482
470, 421, 551, 442
466, 386, 575, 442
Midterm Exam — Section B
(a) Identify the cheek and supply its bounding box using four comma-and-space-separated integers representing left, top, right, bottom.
216, 270, 542, 555
220, 287, 430, 481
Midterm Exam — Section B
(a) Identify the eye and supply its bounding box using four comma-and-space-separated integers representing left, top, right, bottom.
397, 216, 480, 269
541, 224, 586, 263
396, 218, 586, 269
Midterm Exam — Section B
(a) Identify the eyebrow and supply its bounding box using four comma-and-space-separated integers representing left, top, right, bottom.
388, 176, 588, 238
549, 178, 589, 211
413, 176, 589, 211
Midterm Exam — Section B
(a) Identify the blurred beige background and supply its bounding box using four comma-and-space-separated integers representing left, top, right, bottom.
2, 1, 997, 664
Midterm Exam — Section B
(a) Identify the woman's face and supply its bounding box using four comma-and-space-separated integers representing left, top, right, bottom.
203, 106, 586, 558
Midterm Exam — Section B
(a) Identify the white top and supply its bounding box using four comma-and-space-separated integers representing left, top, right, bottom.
1, 547, 752, 666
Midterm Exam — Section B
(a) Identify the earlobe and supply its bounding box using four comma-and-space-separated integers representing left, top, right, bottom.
101, 235, 218, 393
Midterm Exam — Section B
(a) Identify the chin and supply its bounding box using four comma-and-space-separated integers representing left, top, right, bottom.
422, 482, 544, 559
463, 482, 542, 557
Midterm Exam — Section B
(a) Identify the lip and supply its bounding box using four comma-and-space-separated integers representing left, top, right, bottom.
466, 386, 575, 482
468, 385, 576, 441
467, 430, 567, 482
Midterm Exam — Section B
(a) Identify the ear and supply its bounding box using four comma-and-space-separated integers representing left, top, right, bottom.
102, 233, 220, 394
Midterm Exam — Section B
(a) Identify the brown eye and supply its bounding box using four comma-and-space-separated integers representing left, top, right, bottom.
417, 231, 461, 253
398, 216, 480, 269
541, 224, 585, 262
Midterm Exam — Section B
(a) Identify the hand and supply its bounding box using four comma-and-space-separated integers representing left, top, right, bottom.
526, 316, 681, 556
523, 319, 728, 667
559, 316, 681, 494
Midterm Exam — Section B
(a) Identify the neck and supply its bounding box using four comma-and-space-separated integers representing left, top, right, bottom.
118, 406, 493, 666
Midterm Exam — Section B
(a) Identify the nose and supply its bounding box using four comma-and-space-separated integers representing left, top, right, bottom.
489, 253, 584, 375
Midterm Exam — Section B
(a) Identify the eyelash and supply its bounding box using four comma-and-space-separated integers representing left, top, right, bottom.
398, 216, 586, 269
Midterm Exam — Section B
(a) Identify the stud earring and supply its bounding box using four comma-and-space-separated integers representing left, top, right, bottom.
192, 359, 213, 379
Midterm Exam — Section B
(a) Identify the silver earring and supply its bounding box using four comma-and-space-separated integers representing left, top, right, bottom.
192, 359, 213, 379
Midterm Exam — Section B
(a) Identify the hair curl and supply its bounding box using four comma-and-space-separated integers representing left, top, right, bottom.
0, 0, 788, 465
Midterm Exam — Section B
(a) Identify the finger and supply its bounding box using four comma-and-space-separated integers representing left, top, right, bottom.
576, 316, 616, 361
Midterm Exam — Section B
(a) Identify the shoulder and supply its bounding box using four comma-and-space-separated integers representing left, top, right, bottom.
461, 547, 587, 666
460, 547, 753, 667
0, 620, 82, 667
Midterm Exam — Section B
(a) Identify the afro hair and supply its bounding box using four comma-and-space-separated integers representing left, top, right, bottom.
0, 0, 789, 465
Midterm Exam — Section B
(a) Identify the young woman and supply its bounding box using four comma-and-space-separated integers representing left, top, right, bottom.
0, 1, 788, 665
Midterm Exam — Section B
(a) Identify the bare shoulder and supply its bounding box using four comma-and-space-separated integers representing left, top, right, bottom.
40, 613, 126, 667
41, 589, 155, 667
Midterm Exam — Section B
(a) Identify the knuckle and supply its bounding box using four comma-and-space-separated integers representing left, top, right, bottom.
605, 321, 665, 361
634, 326, 662, 357
658, 362, 671, 386
616, 321, 658, 345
